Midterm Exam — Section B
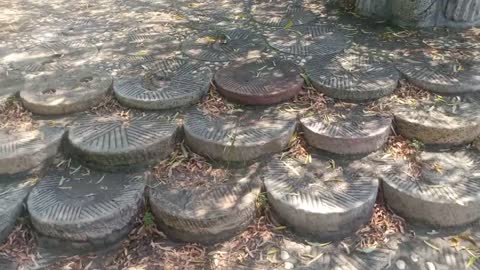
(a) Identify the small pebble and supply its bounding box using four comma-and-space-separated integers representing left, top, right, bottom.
395, 259, 406, 269
411, 253, 419, 262
426, 262, 436, 270
284, 262, 294, 269
280, 250, 290, 261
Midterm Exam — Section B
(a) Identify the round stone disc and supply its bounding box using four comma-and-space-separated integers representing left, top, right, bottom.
301, 106, 392, 155
148, 164, 261, 244
214, 58, 303, 105
184, 107, 296, 161
251, 2, 316, 27
67, 112, 179, 170
266, 25, 350, 56
393, 97, 480, 145
4, 41, 98, 73
27, 169, 145, 242
395, 50, 480, 94
381, 150, 480, 227
0, 126, 65, 175
0, 175, 36, 244
305, 52, 399, 101
181, 29, 266, 62
114, 59, 212, 110
20, 70, 112, 115
263, 156, 379, 241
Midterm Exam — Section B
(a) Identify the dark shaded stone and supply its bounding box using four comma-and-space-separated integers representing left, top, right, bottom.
214, 58, 303, 105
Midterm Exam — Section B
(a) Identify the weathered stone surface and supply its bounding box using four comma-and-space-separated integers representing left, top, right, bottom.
0, 175, 36, 244
67, 112, 179, 170
393, 97, 480, 145
181, 29, 266, 62
28, 168, 145, 243
114, 59, 212, 110
395, 50, 480, 94
4, 41, 98, 73
20, 69, 112, 115
0, 68, 23, 107
301, 106, 392, 154
184, 107, 296, 161
0, 127, 65, 175
381, 150, 480, 227
296, 248, 394, 270
266, 25, 350, 56
263, 155, 378, 241
354, 0, 480, 28
148, 164, 261, 244
214, 58, 303, 105
251, 0, 317, 27
305, 51, 399, 101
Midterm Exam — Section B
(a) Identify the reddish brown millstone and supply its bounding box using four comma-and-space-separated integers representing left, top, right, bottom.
214, 58, 303, 105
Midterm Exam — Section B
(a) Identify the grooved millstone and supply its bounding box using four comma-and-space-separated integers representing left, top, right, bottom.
301, 106, 392, 154
381, 150, 480, 227
393, 97, 480, 145
305, 52, 399, 101
27, 170, 145, 242
148, 165, 261, 244
297, 248, 394, 270
20, 70, 112, 115
214, 58, 303, 105
395, 50, 480, 94
0, 176, 36, 244
266, 25, 350, 56
123, 26, 180, 66
67, 113, 179, 170
251, 2, 316, 27
0, 127, 65, 175
181, 29, 266, 62
184, 107, 296, 161
4, 41, 98, 73
263, 156, 378, 240
114, 59, 212, 110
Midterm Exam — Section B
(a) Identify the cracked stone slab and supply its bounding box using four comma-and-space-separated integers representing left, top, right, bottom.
214, 57, 303, 105
184, 106, 296, 161
27, 167, 145, 244
67, 112, 179, 170
265, 24, 350, 56
148, 163, 261, 244
20, 69, 112, 115
181, 29, 266, 62
392, 96, 480, 145
305, 50, 399, 101
0, 175, 36, 244
380, 149, 480, 227
0, 126, 65, 175
301, 105, 392, 155
395, 50, 480, 94
4, 41, 98, 73
263, 155, 379, 241
114, 59, 212, 110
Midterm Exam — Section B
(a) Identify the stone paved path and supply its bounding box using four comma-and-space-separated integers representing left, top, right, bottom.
0, 0, 480, 269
